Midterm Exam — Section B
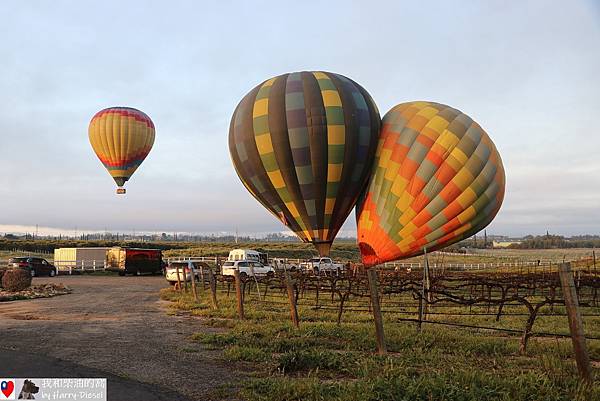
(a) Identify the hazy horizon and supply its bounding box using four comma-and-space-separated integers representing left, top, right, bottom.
0, 223, 595, 240
1, 1, 599, 238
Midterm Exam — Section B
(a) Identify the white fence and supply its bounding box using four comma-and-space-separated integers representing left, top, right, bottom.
53, 259, 107, 273
0, 259, 107, 274
1, 255, 592, 275
165, 256, 560, 271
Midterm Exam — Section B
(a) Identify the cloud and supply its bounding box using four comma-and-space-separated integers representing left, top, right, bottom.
0, 1, 598, 237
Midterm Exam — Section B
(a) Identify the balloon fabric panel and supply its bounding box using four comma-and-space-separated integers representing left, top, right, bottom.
89, 107, 155, 188
357, 101, 505, 266
229, 71, 380, 255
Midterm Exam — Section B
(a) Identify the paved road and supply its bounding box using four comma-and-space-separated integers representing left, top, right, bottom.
4, 348, 191, 401
0, 276, 239, 401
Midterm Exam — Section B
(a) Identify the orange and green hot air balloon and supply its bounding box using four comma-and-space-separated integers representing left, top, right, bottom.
229, 71, 380, 256
356, 101, 505, 266
88, 107, 155, 194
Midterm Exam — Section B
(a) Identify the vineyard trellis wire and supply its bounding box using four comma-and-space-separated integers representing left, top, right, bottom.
176, 259, 600, 360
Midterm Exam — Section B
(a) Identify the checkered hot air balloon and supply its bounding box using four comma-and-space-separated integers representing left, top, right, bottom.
229, 71, 380, 256
356, 101, 505, 266
88, 107, 155, 194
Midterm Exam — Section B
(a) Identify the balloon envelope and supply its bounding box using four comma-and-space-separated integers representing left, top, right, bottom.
229, 71, 380, 255
88, 107, 155, 191
357, 101, 505, 266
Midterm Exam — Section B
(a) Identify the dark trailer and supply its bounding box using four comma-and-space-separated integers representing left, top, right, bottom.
106, 247, 163, 276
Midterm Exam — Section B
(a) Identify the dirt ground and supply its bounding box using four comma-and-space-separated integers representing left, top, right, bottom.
0, 275, 240, 401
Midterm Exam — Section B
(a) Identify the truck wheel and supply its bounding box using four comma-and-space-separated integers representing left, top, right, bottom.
240, 272, 248, 281
267, 271, 274, 278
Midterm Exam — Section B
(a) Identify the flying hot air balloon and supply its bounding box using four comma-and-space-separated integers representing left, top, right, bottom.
229, 71, 380, 256
88, 107, 155, 194
356, 101, 505, 266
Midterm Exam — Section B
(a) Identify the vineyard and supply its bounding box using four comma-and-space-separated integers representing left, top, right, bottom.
162, 257, 600, 400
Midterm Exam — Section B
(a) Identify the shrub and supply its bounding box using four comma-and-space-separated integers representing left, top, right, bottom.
2, 269, 32, 292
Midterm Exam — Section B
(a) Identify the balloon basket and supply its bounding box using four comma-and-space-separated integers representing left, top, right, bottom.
116, 188, 126, 195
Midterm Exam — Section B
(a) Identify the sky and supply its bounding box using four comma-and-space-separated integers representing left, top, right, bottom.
0, 0, 599, 238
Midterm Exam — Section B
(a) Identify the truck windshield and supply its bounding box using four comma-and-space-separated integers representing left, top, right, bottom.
310, 258, 320, 263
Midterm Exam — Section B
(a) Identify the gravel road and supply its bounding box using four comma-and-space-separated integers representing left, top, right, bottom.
0, 275, 240, 400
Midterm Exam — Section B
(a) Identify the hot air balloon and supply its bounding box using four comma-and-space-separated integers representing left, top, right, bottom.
356, 101, 505, 266
229, 71, 380, 256
88, 107, 155, 194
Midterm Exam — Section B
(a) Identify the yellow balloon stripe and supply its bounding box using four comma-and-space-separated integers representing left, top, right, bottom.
88, 108, 154, 188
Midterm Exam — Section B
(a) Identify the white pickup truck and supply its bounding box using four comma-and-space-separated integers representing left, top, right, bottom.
300, 257, 344, 274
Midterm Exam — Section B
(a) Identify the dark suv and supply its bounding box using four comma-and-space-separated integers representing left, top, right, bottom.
7, 257, 57, 277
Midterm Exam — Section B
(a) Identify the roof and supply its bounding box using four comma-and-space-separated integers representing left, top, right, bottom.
55, 247, 111, 250
229, 249, 260, 253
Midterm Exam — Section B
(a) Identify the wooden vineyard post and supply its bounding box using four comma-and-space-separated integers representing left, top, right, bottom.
558, 262, 593, 383
424, 248, 431, 312
175, 264, 182, 292
418, 247, 430, 331
208, 269, 219, 310
367, 268, 386, 355
285, 271, 300, 328
253, 270, 262, 301
234, 270, 245, 319
182, 266, 188, 293
199, 265, 205, 291
190, 266, 199, 302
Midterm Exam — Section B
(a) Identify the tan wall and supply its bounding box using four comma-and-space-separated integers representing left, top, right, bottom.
53, 247, 110, 269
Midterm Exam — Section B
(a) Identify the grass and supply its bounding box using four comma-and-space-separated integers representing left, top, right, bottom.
160, 284, 600, 401
0, 250, 52, 259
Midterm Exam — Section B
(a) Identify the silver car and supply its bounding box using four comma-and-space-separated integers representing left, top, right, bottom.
165, 261, 213, 284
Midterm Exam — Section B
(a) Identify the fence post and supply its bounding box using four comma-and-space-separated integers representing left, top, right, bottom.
199, 265, 205, 291
175, 264, 182, 291
183, 265, 189, 292
234, 270, 245, 319
250, 266, 262, 301
190, 267, 199, 302
424, 250, 431, 305
285, 271, 299, 328
558, 262, 593, 383
418, 248, 431, 330
367, 268, 386, 354
208, 269, 218, 310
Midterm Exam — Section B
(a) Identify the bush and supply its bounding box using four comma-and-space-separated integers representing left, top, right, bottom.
2, 269, 32, 292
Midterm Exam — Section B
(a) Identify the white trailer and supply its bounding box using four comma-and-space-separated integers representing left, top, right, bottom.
53, 247, 111, 271
227, 249, 268, 265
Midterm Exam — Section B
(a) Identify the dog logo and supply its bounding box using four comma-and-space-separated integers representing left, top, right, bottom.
17, 380, 38, 400
0, 380, 15, 400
